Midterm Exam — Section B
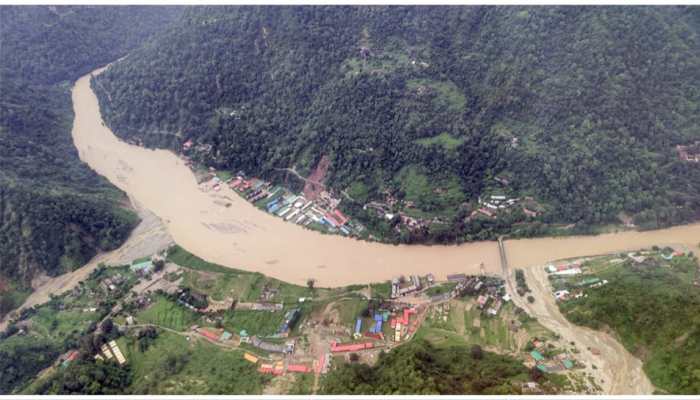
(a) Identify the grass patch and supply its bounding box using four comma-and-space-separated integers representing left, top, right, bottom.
122, 331, 267, 394
395, 165, 465, 217
167, 245, 244, 275
136, 295, 200, 332
415, 132, 465, 151
222, 309, 286, 337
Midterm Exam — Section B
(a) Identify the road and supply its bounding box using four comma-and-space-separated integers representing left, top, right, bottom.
498, 237, 654, 395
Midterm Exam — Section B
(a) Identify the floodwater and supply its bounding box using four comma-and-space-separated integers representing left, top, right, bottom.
72, 67, 700, 287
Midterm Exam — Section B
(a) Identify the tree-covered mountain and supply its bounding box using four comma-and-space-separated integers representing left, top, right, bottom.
0, 6, 182, 317
321, 339, 554, 394
93, 6, 700, 243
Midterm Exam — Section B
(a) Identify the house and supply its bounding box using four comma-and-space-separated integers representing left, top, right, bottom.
530, 350, 545, 362
330, 341, 373, 353
61, 350, 79, 368
108, 340, 126, 365
243, 353, 259, 364
251, 336, 286, 353
278, 308, 301, 335
130, 260, 153, 275
523, 208, 538, 218
554, 290, 570, 300
477, 208, 495, 218
287, 364, 311, 373
552, 268, 582, 276
477, 295, 489, 308
447, 274, 467, 282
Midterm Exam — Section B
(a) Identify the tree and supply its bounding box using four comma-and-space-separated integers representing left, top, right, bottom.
470, 344, 483, 360
306, 278, 316, 291
529, 366, 544, 382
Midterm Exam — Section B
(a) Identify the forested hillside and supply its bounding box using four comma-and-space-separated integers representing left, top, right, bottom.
321, 340, 553, 394
94, 6, 700, 243
0, 6, 182, 317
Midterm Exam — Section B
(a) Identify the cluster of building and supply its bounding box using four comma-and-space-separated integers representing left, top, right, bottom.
546, 261, 582, 276
547, 260, 611, 301
330, 341, 375, 353
355, 312, 387, 339
470, 194, 538, 219
242, 352, 313, 376
390, 275, 423, 298
676, 142, 700, 163
529, 340, 575, 373
447, 274, 510, 317
99, 273, 126, 292
390, 307, 418, 342
194, 326, 233, 343
245, 336, 296, 354
228, 174, 363, 237
94, 340, 127, 365
277, 308, 301, 337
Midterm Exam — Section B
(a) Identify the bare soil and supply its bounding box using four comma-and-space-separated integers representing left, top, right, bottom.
504, 264, 654, 394
302, 155, 330, 201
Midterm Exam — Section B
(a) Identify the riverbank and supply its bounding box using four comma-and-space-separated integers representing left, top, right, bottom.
72, 66, 700, 288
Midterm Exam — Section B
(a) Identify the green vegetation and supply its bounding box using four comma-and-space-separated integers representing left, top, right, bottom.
32, 331, 267, 395
0, 264, 137, 394
288, 372, 314, 395
559, 254, 700, 394
0, 6, 181, 313
415, 132, 465, 151
95, 6, 700, 245
0, 336, 60, 394
424, 282, 457, 297
167, 245, 325, 303
120, 332, 267, 394
136, 295, 199, 332
33, 360, 131, 395
416, 300, 552, 353
222, 309, 285, 337
321, 339, 546, 394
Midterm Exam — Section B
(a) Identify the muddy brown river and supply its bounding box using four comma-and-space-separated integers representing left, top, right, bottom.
72, 67, 700, 287
67, 66, 700, 395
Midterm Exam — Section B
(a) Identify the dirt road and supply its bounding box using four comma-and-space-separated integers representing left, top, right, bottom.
0, 198, 173, 332
503, 261, 654, 394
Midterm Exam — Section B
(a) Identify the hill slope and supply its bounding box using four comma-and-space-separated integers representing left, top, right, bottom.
95, 6, 700, 243
0, 5, 182, 316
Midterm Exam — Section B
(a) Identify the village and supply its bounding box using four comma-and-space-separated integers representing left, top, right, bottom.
179, 139, 547, 241
545, 246, 696, 303
1, 240, 604, 395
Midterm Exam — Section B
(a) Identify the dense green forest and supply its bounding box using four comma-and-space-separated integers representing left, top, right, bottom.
559, 255, 700, 394
321, 339, 547, 394
0, 6, 182, 317
94, 6, 700, 244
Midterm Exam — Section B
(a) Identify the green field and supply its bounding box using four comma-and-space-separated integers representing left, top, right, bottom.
394, 165, 465, 218
120, 331, 267, 394
168, 245, 324, 303
415, 300, 553, 353
222, 309, 286, 337
136, 296, 200, 331
415, 132, 465, 151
